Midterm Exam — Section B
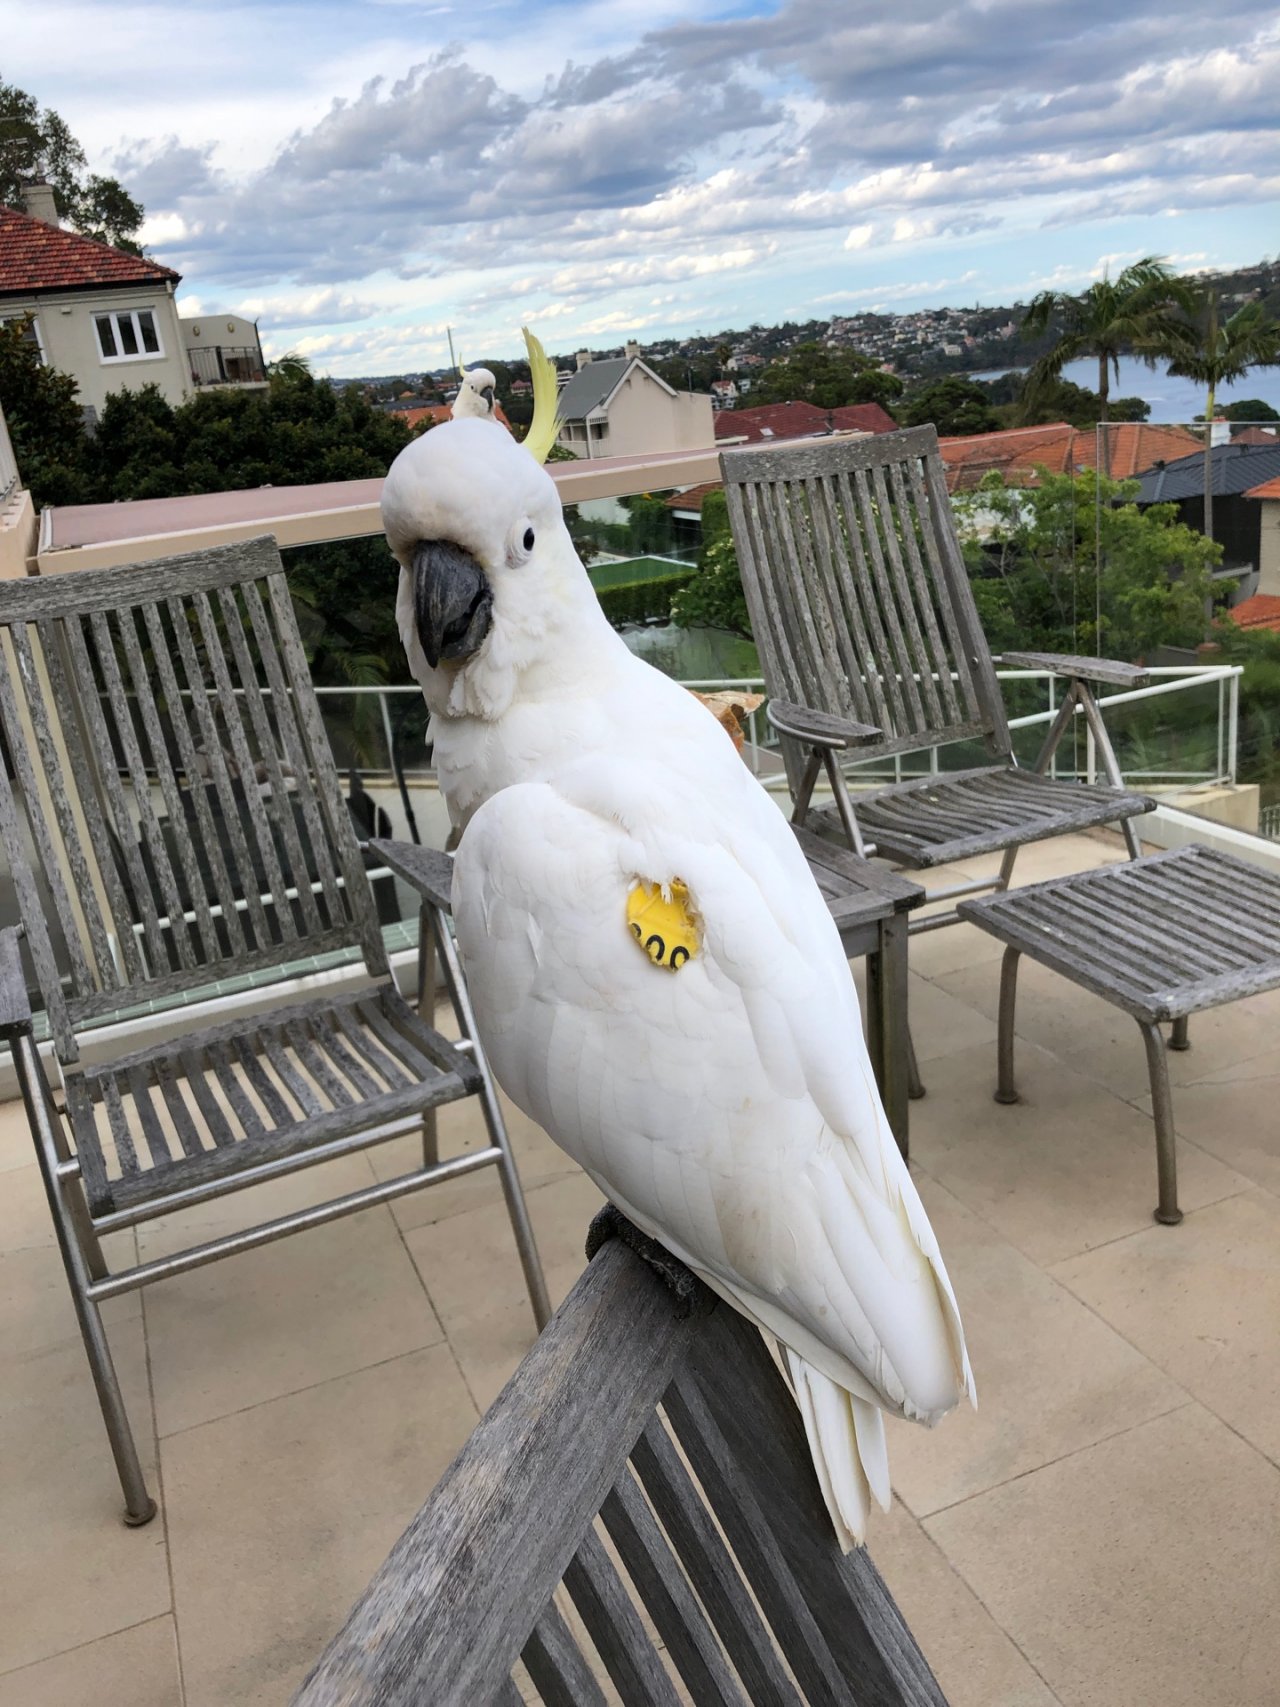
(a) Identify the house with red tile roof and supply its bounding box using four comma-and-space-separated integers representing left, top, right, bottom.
1245, 474, 1280, 599
1225, 593, 1280, 633
0, 186, 265, 416
714, 399, 897, 446
938, 422, 1203, 492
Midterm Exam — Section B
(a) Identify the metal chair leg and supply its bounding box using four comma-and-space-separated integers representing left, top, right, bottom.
866, 914, 909, 1160
995, 946, 1021, 1104
1139, 1021, 1182, 1225
430, 909, 552, 1330
906, 1027, 925, 1101
1169, 1015, 1190, 1052
416, 905, 440, 1169
13, 1034, 157, 1526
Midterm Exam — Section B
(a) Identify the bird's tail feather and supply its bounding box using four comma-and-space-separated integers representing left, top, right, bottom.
785, 1348, 892, 1552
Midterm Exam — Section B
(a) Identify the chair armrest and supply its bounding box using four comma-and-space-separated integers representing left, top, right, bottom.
997, 651, 1150, 688
369, 840, 454, 912
767, 700, 881, 749
0, 926, 32, 1040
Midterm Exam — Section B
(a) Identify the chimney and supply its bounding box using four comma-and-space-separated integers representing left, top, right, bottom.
624, 340, 640, 360
575, 348, 591, 370
20, 182, 60, 227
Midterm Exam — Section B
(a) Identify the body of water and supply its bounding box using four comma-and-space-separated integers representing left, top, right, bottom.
969, 355, 1280, 422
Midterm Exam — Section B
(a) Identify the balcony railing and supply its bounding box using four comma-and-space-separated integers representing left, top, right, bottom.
188, 345, 268, 388
0, 402, 19, 504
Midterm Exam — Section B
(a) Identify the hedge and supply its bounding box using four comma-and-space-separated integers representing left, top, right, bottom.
594, 569, 695, 627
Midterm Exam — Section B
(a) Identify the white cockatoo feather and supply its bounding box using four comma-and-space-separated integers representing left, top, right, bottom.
382, 416, 975, 1549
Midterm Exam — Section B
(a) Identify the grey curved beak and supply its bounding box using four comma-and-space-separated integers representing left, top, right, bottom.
480, 385, 495, 410
412, 539, 493, 669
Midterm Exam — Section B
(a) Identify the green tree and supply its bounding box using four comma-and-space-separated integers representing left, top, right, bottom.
670, 534, 752, 639
1165, 292, 1280, 541
1013, 374, 1150, 429
901, 376, 1000, 436
749, 342, 903, 412
0, 82, 144, 251
1021, 258, 1193, 437
0, 314, 89, 504
1221, 398, 1280, 426
954, 469, 1220, 662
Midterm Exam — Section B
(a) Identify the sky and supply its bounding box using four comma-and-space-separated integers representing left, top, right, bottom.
6, 0, 1279, 376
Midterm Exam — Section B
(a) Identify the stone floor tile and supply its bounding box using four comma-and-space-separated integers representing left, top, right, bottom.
142, 1203, 443, 1437
873, 1497, 1061, 1707
906, 971, 998, 1067
925, 1405, 1280, 1707
904, 918, 1008, 982
0, 1241, 138, 1362
1053, 1189, 1280, 1468
163, 1342, 477, 1707
406, 1169, 603, 1409
0, 1094, 32, 1175
0, 1319, 168, 1675
372, 1091, 580, 1233
0, 1615, 181, 1707
886, 1177, 1184, 1515
909, 1038, 1249, 1265
134, 1153, 378, 1258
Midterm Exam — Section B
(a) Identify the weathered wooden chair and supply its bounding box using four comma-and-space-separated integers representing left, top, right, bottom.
294, 1216, 949, 1706
0, 536, 550, 1526
720, 425, 1156, 932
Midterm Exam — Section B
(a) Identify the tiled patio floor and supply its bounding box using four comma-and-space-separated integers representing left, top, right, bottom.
3, 831, 1279, 1705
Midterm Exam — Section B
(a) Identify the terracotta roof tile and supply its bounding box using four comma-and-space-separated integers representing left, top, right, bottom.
1245, 475, 1280, 500
0, 204, 180, 296
715, 399, 897, 444
663, 480, 722, 510
1226, 594, 1280, 632
938, 422, 1203, 492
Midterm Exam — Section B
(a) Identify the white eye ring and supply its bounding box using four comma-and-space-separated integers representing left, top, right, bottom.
508, 519, 536, 565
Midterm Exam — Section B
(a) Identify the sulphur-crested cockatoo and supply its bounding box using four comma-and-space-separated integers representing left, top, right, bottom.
451, 364, 498, 420
382, 413, 974, 1550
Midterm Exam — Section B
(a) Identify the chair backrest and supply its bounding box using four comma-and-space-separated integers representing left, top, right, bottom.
293, 1237, 947, 1707
0, 536, 388, 1062
721, 425, 1009, 791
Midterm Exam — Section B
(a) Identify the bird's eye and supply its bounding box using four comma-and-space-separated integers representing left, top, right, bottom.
522, 527, 535, 551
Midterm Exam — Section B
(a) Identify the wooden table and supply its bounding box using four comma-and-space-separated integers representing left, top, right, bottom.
792, 825, 925, 1158
958, 843, 1280, 1224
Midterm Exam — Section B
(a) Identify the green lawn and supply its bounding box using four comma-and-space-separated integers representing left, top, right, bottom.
587, 555, 691, 590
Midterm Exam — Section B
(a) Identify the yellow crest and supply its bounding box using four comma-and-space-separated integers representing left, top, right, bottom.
521, 325, 562, 465
626, 880, 700, 972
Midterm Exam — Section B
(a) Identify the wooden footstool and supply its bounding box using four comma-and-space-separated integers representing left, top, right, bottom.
958, 844, 1280, 1225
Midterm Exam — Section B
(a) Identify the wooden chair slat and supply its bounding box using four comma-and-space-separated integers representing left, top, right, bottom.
240, 580, 348, 929
190, 587, 301, 946
804, 474, 880, 727
176, 1046, 239, 1148
164, 590, 276, 951
2, 624, 109, 998
231, 1034, 293, 1126
206, 1042, 265, 1138
563, 1522, 686, 1707
264, 573, 391, 976
629, 1417, 805, 1707
903, 456, 971, 725
214, 584, 326, 938
125, 1066, 173, 1172
115, 604, 225, 966
661, 1369, 850, 1704
599, 1464, 748, 1707
153, 1055, 209, 1159
139, 599, 250, 957
522, 1600, 611, 1707
332, 1004, 412, 1092
284, 1017, 357, 1110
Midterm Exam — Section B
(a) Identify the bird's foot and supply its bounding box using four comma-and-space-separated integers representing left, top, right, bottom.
585, 1205, 704, 1320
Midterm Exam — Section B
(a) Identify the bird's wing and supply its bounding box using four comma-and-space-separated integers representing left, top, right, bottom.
453, 762, 973, 1423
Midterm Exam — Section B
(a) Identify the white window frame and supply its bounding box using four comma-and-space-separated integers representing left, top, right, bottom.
0, 313, 45, 362
94, 307, 165, 365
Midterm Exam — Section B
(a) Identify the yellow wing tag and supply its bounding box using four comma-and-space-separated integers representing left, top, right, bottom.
626, 880, 700, 971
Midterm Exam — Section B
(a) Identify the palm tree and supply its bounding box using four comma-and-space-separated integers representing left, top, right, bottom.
267, 350, 312, 384
1020, 257, 1194, 467
1165, 292, 1280, 542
